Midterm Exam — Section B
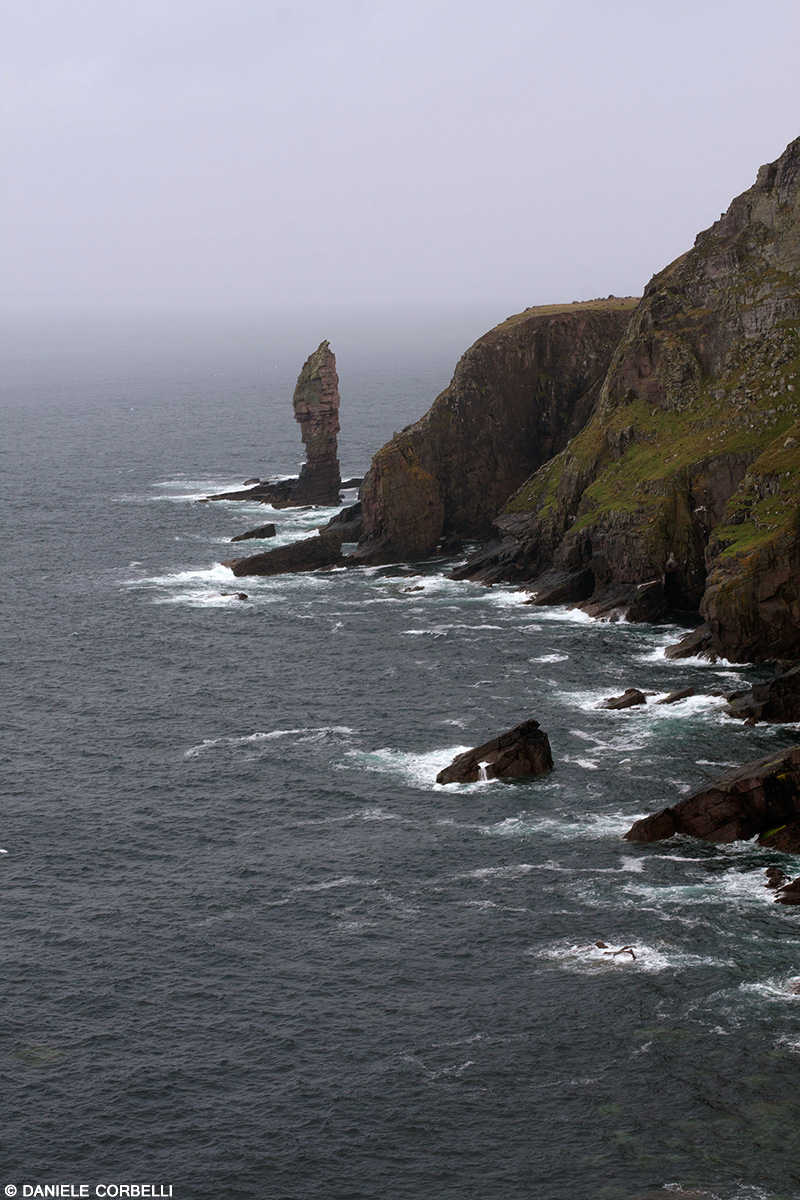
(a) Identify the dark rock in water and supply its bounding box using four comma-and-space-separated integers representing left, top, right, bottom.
775, 877, 800, 905
224, 531, 344, 578
436, 719, 553, 784
624, 744, 800, 845
243, 477, 261, 486
758, 816, 800, 853
765, 866, 790, 890
656, 686, 696, 705
291, 341, 342, 505
230, 523, 277, 542
599, 688, 647, 710
220, 592, 249, 601
340, 477, 363, 491
439, 535, 463, 555
520, 567, 595, 606
664, 623, 717, 661
204, 478, 297, 504
321, 502, 363, 541
724, 663, 800, 723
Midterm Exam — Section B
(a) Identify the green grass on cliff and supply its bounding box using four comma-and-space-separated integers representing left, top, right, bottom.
491, 296, 640, 335
502, 332, 800, 563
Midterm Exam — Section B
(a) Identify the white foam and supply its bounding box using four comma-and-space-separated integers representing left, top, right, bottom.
293, 875, 378, 893
185, 726, 355, 757
537, 939, 725, 974
528, 652, 570, 663
345, 744, 470, 789
487, 811, 632, 840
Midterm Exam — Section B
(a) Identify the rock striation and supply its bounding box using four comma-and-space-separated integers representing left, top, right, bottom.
291, 341, 342, 505
456, 138, 800, 662
624, 744, 800, 851
355, 300, 637, 562
435, 719, 553, 784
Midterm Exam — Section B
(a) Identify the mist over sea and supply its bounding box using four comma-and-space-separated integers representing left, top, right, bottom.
2, 311, 799, 1200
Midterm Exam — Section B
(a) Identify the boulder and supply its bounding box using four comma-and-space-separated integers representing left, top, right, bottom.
223, 531, 344, 578
230, 523, 277, 542
599, 688, 648, 710
663, 623, 716, 661
624, 745, 800, 845
724, 664, 800, 723
656, 686, 696, 705
436, 719, 553, 784
775, 877, 800, 905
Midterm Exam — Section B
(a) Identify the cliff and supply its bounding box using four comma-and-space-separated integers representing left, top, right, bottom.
457, 137, 800, 661
356, 300, 637, 561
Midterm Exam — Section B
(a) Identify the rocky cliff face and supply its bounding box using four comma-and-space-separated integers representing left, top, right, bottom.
356, 300, 637, 561
291, 341, 342, 505
459, 138, 800, 661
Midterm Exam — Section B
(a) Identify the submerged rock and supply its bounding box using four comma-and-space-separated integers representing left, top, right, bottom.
224, 531, 344, 578
624, 745, 800, 847
435, 719, 553, 784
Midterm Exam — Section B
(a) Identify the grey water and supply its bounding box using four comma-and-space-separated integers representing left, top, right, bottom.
2, 310, 799, 1200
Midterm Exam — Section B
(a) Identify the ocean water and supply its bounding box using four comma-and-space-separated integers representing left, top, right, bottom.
2, 311, 800, 1200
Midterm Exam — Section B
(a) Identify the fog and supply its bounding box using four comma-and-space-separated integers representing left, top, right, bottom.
2, 0, 799, 316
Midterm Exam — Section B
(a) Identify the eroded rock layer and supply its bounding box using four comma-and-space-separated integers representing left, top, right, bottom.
356, 301, 637, 562
458, 137, 800, 661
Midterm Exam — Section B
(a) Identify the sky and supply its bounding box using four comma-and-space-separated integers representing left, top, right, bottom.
2, 0, 799, 316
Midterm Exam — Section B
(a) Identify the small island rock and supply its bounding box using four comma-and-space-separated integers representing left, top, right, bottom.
436, 719, 553, 784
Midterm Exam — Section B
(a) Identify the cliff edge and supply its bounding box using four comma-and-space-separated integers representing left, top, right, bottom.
356, 300, 637, 561
458, 137, 800, 661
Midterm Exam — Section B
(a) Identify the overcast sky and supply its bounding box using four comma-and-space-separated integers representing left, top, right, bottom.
2, 0, 799, 315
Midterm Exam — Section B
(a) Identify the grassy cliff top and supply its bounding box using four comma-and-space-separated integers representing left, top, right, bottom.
490, 296, 640, 336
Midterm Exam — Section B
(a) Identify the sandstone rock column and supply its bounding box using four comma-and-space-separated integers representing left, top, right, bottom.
291, 341, 342, 505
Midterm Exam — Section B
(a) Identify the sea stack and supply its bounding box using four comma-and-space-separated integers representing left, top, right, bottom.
291, 341, 342, 505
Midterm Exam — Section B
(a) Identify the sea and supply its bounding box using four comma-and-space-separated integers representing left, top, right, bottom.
2, 309, 799, 1200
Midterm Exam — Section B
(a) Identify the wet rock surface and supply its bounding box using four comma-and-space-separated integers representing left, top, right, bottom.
230, 523, 277, 542
599, 688, 648, 710
224, 531, 344, 578
724, 664, 800, 723
436, 719, 553, 784
624, 745, 800, 848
